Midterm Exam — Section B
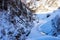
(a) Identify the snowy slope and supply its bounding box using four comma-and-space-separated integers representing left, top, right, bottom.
26, 9, 60, 40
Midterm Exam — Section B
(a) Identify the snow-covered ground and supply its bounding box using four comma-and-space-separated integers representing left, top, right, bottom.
0, 9, 60, 40
26, 9, 60, 40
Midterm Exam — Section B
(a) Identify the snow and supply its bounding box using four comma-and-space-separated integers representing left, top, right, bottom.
0, 10, 33, 40
0, 8, 60, 40
26, 9, 60, 40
